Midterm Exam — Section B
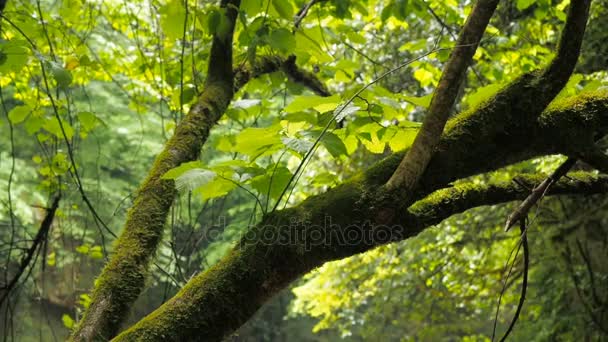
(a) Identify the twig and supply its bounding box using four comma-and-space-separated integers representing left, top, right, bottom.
498, 218, 529, 342
505, 158, 576, 231
294, 0, 321, 28
0, 196, 60, 306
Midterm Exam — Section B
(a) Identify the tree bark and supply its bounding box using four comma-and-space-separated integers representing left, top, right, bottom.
114, 91, 608, 341
387, 0, 500, 190
70, 1, 241, 340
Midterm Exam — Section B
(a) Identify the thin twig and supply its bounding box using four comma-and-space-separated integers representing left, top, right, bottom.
498, 218, 529, 342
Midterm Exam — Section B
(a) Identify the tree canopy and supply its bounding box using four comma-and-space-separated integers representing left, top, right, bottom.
1, 0, 607, 340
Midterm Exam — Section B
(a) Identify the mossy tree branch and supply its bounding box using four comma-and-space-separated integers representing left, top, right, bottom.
407, 172, 608, 229
387, 0, 591, 194
70, 0, 242, 340
386, 0, 499, 190
76, 1, 597, 340
234, 55, 330, 96
113, 91, 608, 341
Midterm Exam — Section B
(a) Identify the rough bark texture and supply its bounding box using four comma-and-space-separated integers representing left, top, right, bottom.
387, 0, 500, 190
70, 1, 241, 340
113, 91, 608, 341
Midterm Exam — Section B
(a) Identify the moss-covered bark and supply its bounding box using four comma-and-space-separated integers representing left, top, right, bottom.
389, 0, 591, 193
233, 55, 330, 96
76, 1, 603, 339
70, 1, 241, 340
114, 91, 608, 341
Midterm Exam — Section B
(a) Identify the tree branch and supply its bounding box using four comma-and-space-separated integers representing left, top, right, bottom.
70, 1, 242, 340
504, 158, 576, 231
294, 0, 327, 28
78, 2, 597, 337
114, 90, 608, 341
0, 195, 60, 307
408, 172, 608, 229
234, 55, 330, 96
387, 0, 591, 194
386, 0, 499, 190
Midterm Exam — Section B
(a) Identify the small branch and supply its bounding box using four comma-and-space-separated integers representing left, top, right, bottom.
281, 55, 330, 96
234, 55, 330, 96
294, 0, 325, 28
0, 195, 60, 307
498, 219, 529, 342
505, 158, 577, 231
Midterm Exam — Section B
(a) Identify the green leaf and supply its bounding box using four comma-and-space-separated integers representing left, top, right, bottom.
403, 94, 432, 108
302, 130, 348, 158
271, 0, 294, 19
242, 0, 264, 17
381, 3, 394, 21
285, 95, 341, 113
322, 132, 348, 158
79, 294, 92, 309
295, 29, 332, 62
24, 116, 44, 135
51, 64, 73, 88
44, 116, 74, 140
172, 85, 197, 108
47, 252, 56, 266
413, 68, 433, 87
195, 176, 238, 200
282, 136, 314, 155
269, 28, 296, 53
388, 128, 417, 151
334, 103, 360, 122
75, 245, 90, 254
516, 0, 535, 10
89, 246, 103, 259
62, 314, 74, 329
8, 105, 31, 124
162, 161, 204, 179
249, 166, 293, 199
233, 126, 283, 157
0, 40, 29, 73
160, 0, 187, 40
175, 169, 217, 192
394, 0, 409, 20
77, 111, 102, 133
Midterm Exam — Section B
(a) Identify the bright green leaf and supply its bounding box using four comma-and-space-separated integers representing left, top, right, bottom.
285, 95, 341, 113
8, 105, 31, 124
269, 28, 296, 53
271, 0, 294, 19
62, 314, 74, 329
249, 166, 293, 199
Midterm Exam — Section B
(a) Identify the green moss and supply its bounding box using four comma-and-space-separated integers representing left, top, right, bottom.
72, 52, 239, 341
